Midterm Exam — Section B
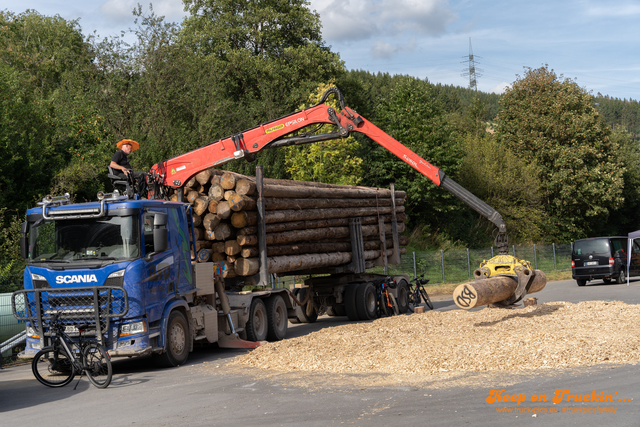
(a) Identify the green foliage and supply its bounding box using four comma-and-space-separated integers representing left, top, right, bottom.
0, 208, 24, 274
495, 66, 624, 240
458, 133, 548, 243
285, 82, 363, 185
602, 128, 640, 233
364, 76, 463, 233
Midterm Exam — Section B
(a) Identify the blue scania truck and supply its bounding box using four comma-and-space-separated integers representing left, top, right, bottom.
15, 190, 297, 367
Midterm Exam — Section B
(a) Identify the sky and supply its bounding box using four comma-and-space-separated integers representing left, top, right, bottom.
1, 0, 639, 100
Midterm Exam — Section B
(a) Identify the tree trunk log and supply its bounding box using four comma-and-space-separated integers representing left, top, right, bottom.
224, 240, 241, 256
197, 248, 211, 263
228, 193, 257, 212
213, 223, 232, 241
195, 169, 212, 185
262, 184, 404, 199
216, 200, 232, 219
223, 190, 236, 201
203, 213, 221, 231
193, 196, 209, 216
261, 197, 405, 211
220, 172, 236, 190
207, 199, 219, 214
453, 271, 547, 309
208, 184, 225, 201
230, 207, 403, 228
235, 178, 256, 196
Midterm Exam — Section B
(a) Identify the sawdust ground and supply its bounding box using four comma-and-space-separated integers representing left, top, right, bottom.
218, 301, 640, 389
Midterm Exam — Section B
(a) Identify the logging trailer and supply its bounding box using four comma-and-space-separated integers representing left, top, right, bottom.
13, 87, 540, 367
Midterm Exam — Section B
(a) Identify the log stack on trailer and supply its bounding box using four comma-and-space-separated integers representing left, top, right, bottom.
168, 168, 408, 286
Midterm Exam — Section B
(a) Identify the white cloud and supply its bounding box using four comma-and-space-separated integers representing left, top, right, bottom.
371, 37, 416, 59
310, 0, 456, 42
585, 3, 640, 17
489, 82, 510, 94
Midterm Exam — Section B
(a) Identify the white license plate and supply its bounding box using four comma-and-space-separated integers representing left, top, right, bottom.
65, 325, 79, 333
585, 261, 598, 266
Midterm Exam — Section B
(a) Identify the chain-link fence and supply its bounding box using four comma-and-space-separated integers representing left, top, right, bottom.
1, 275, 25, 367
368, 243, 573, 284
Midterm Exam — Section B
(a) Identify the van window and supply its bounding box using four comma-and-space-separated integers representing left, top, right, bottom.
611, 239, 626, 254
574, 239, 610, 255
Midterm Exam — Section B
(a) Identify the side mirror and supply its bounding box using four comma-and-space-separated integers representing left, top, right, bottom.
153, 213, 168, 254
20, 221, 28, 260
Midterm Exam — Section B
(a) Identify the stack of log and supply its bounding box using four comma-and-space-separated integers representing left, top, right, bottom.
168, 169, 409, 281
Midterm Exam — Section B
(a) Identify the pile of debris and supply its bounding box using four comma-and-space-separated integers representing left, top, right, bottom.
232, 301, 640, 375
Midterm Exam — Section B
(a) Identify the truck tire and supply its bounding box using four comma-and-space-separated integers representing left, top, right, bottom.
326, 305, 346, 316
156, 310, 190, 367
295, 288, 318, 323
246, 298, 268, 341
395, 280, 410, 314
344, 283, 361, 321
266, 295, 288, 341
355, 282, 377, 320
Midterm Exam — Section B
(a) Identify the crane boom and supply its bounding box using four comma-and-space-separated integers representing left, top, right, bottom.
149, 88, 508, 252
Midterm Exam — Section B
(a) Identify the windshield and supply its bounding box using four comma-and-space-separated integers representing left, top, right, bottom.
574, 239, 610, 256
29, 215, 140, 262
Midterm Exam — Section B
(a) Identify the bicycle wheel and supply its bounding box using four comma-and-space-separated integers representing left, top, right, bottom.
83, 343, 112, 388
32, 347, 75, 388
420, 288, 434, 310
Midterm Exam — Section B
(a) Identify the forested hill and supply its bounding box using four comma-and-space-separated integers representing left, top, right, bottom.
352, 71, 640, 139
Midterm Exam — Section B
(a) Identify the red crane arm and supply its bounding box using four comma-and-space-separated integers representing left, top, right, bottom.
148, 88, 506, 249
150, 100, 441, 188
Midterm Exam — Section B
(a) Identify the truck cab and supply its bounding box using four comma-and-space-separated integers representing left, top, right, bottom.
20, 192, 196, 365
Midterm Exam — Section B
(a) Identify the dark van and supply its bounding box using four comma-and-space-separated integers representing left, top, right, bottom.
571, 236, 640, 286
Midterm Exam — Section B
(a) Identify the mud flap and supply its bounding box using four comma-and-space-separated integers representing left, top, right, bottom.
217, 332, 265, 349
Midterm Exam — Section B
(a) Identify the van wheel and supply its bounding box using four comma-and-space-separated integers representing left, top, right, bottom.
576, 279, 587, 287
617, 269, 626, 284
603, 278, 612, 284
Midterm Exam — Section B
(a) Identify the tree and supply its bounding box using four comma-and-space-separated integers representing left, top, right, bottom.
179, 0, 344, 178
284, 82, 363, 185
495, 65, 624, 240
363, 77, 463, 234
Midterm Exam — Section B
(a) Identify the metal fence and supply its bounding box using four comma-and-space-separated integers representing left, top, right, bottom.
0, 275, 25, 367
368, 243, 573, 285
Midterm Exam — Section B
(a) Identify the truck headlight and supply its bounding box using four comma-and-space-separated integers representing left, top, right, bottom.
119, 320, 147, 337
27, 325, 40, 339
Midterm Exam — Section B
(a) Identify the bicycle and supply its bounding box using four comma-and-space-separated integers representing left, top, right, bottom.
31, 313, 112, 389
407, 274, 434, 312
376, 278, 399, 318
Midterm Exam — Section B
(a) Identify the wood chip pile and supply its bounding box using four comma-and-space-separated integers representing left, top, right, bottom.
232, 301, 640, 374
169, 169, 408, 282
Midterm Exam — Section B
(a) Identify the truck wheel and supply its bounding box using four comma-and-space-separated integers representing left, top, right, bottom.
344, 283, 361, 321
295, 288, 318, 323
246, 298, 268, 341
395, 280, 410, 314
332, 305, 346, 317
576, 279, 587, 287
157, 310, 189, 367
355, 282, 377, 320
266, 295, 288, 341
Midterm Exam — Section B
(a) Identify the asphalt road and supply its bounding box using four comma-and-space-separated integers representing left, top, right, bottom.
2, 277, 639, 426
